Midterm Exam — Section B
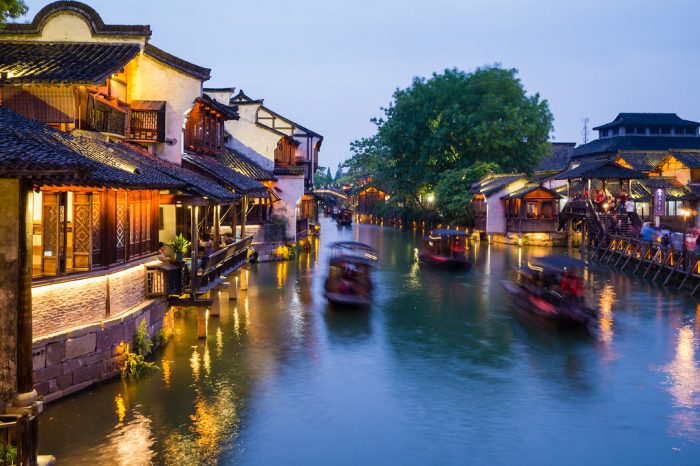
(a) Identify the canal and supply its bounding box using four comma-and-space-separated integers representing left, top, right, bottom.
41, 217, 700, 465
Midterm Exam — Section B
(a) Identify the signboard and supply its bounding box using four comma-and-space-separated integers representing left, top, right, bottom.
654, 188, 666, 217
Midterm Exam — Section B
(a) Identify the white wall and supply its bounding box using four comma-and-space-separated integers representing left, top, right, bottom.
225, 105, 281, 166
273, 176, 305, 240
159, 204, 177, 243
485, 180, 527, 234
125, 54, 203, 165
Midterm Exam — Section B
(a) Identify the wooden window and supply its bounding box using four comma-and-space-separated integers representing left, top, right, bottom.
184, 103, 225, 154
274, 138, 296, 166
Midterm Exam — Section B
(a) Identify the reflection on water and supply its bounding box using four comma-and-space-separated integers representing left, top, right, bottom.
39, 218, 700, 465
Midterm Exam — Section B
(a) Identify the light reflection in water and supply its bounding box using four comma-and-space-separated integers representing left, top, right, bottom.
115, 394, 126, 424
162, 359, 172, 388
203, 343, 211, 376
598, 283, 616, 347
277, 261, 288, 288
190, 346, 200, 380
216, 327, 224, 358
233, 306, 240, 337
104, 409, 155, 465
663, 324, 700, 440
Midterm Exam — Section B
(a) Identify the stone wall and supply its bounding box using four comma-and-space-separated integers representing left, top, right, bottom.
32, 262, 149, 339
32, 298, 172, 403
0, 179, 20, 407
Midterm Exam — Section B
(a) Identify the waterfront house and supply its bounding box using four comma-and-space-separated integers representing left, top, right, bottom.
207, 88, 323, 241
0, 1, 258, 406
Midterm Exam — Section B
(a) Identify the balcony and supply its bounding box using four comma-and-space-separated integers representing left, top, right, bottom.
129, 101, 166, 142
86, 93, 127, 136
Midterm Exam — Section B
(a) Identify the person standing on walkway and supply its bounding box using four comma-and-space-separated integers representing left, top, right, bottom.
625, 198, 635, 221
594, 189, 605, 212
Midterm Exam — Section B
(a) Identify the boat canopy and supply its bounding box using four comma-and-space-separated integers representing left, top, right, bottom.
528, 256, 585, 273
329, 241, 378, 262
429, 229, 469, 237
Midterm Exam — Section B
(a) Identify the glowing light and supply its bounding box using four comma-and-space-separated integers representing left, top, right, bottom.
216, 327, 223, 357
203, 343, 211, 376
190, 346, 200, 380
598, 284, 616, 346
162, 359, 171, 388
426, 193, 435, 204
115, 394, 126, 424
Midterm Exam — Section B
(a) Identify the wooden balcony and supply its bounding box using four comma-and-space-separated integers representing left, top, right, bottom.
86, 94, 127, 136
506, 217, 556, 233
129, 101, 166, 142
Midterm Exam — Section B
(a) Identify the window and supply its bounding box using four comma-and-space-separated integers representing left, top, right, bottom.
611, 128, 619, 136
661, 127, 671, 135
600, 130, 608, 137
184, 102, 225, 154
650, 126, 660, 134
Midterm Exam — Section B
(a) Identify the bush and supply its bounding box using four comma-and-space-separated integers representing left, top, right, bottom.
121, 351, 159, 379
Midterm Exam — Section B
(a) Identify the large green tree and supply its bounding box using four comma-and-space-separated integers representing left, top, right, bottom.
348, 66, 553, 209
314, 166, 333, 186
434, 161, 500, 225
0, 0, 27, 23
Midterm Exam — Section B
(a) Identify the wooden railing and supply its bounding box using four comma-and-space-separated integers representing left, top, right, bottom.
86, 94, 127, 136
195, 235, 253, 293
296, 218, 309, 240
506, 217, 556, 233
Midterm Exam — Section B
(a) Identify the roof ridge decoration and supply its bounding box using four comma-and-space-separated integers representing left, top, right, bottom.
231, 89, 264, 105
144, 43, 210, 81
0, 1, 152, 38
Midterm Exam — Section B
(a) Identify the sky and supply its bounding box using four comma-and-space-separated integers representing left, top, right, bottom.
20, 0, 700, 174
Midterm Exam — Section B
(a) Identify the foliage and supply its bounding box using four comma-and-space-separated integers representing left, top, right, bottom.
434, 161, 501, 226
133, 320, 153, 356
0, 0, 27, 24
152, 326, 172, 348
0, 443, 17, 465
314, 166, 333, 186
121, 351, 159, 379
346, 65, 553, 217
168, 233, 191, 254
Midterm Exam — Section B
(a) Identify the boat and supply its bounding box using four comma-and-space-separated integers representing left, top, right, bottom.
336, 209, 353, 226
503, 256, 598, 335
324, 241, 378, 307
419, 229, 471, 270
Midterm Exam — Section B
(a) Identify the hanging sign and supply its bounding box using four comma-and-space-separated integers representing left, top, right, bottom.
653, 188, 666, 216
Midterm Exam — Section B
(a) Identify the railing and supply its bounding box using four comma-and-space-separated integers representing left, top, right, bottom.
195, 235, 253, 293
87, 94, 127, 136
506, 217, 556, 233
296, 218, 309, 240
0, 415, 22, 466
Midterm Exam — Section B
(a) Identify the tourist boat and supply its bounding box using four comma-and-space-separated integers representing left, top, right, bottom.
324, 241, 378, 307
419, 229, 471, 270
336, 209, 353, 226
502, 256, 599, 335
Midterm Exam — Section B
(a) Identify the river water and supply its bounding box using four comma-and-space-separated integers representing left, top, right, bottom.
40, 217, 700, 465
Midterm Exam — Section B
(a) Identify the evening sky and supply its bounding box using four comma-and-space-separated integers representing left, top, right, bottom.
20, 0, 700, 173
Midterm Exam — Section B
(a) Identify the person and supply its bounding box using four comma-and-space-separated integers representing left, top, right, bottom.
594, 189, 605, 212
223, 231, 235, 245
618, 190, 628, 214
625, 198, 635, 221
561, 270, 584, 303
641, 222, 654, 242
199, 234, 215, 254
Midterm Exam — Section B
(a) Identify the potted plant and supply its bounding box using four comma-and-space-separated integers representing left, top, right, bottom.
168, 233, 191, 262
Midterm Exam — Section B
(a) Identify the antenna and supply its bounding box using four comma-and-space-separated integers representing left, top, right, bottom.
581, 117, 590, 144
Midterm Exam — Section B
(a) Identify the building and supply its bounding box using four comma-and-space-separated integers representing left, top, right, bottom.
205, 88, 323, 241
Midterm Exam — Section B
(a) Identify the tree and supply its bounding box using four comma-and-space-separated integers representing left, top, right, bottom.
434, 161, 500, 226
314, 166, 333, 186
0, 0, 27, 23
349, 65, 553, 210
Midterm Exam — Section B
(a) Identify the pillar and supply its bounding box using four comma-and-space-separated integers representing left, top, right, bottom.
209, 290, 220, 316
239, 267, 248, 292
231, 202, 238, 239
196, 307, 208, 339
241, 197, 248, 238
190, 206, 199, 294
228, 275, 238, 301
213, 204, 220, 246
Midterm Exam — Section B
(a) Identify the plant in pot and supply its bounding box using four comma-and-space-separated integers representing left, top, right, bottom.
168, 233, 191, 262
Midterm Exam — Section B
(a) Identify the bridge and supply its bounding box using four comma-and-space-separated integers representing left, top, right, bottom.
314, 188, 350, 202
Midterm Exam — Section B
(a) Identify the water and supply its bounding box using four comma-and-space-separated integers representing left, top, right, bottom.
40, 218, 700, 465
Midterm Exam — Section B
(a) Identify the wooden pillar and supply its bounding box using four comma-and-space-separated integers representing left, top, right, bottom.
196, 306, 207, 339
213, 204, 220, 246
228, 274, 238, 301
231, 202, 238, 239
190, 206, 199, 294
209, 290, 220, 316
239, 267, 248, 291
241, 196, 248, 237
567, 217, 573, 248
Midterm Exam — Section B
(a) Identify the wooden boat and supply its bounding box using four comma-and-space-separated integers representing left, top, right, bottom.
324, 241, 378, 307
419, 229, 471, 270
503, 256, 598, 335
336, 209, 353, 226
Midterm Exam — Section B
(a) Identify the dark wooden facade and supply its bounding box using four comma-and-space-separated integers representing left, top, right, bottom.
184, 101, 225, 154
503, 188, 559, 233
357, 186, 386, 214
33, 188, 160, 277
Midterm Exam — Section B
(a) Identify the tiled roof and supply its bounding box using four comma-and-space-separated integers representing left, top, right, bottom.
590, 177, 695, 202
471, 173, 526, 196
615, 151, 667, 172
555, 161, 647, 181
117, 142, 237, 202
197, 95, 239, 120
668, 150, 700, 169
144, 44, 211, 81
501, 183, 561, 200
0, 42, 140, 85
593, 113, 700, 131
183, 153, 268, 196
219, 149, 275, 181
571, 136, 700, 159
